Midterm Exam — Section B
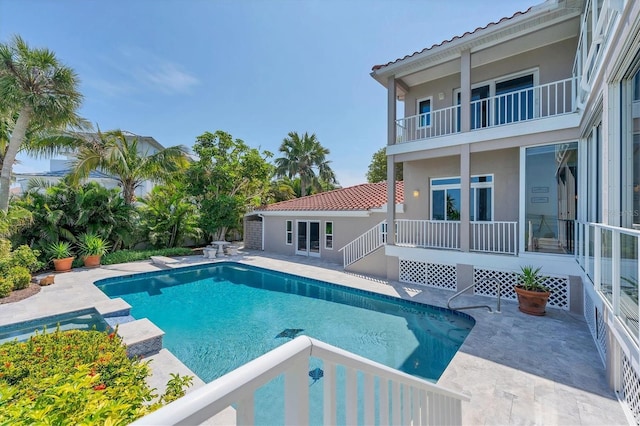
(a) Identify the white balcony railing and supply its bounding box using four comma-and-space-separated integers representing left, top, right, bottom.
132, 336, 468, 426
395, 219, 460, 250
470, 221, 518, 255
339, 220, 386, 267
396, 77, 577, 143
575, 222, 640, 343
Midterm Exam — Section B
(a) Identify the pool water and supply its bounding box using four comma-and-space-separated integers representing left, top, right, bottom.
96, 262, 474, 423
0, 309, 110, 345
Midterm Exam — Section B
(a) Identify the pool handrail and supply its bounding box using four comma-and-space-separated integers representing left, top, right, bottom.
132, 335, 469, 425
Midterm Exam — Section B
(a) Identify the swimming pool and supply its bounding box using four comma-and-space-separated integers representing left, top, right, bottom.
96, 262, 473, 382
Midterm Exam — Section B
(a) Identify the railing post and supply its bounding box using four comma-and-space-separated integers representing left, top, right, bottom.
284, 356, 309, 425
612, 230, 620, 316
594, 226, 601, 292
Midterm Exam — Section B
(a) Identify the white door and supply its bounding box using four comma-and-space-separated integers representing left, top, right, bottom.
296, 221, 321, 257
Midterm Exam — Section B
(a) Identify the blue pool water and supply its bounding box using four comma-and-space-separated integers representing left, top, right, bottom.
0, 309, 110, 344
96, 262, 474, 423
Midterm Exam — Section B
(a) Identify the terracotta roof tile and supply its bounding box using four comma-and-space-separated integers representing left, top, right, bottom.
256, 181, 404, 212
371, 7, 532, 71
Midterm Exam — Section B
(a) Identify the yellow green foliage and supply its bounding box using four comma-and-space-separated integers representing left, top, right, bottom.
0, 328, 192, 424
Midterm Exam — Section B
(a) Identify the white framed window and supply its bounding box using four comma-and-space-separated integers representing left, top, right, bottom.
417, 96, 432, 128
325, 221, 333, 250
285, 220, 293, 245
430, 175, 494, 221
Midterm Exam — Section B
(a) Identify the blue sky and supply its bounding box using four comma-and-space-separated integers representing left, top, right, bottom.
1, 0, 536, 187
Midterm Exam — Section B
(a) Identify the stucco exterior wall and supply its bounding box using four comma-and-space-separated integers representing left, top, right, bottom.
261, 213, 393, 265
403, 38, 578, 117
402, 148, 519, 221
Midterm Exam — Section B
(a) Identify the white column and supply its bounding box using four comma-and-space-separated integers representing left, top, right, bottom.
460, 50, 471, 133
460, 144, 470, 251
387, 75, 397, 245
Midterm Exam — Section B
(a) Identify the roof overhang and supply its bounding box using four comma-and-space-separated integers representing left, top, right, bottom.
371, 0, 581, 96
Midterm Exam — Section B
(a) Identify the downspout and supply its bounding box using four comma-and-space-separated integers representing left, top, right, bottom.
258, 214, 265, 251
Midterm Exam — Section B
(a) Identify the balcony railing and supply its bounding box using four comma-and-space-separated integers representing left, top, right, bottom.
470, 221, 518, 255
132, 336, 468, 426
396, 219, 461, 250
396, 77, 577, 143
575, 222, 640, 343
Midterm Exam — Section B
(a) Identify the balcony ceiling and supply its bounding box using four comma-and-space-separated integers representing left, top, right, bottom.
372, 0, 582, 98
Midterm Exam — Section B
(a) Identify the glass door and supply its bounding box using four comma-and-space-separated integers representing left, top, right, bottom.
296, 221, 321, 257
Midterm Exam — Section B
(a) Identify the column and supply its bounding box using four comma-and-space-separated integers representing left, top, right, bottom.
460, 144, 470, 252
460, 49, 471, 133
387, 75, 397, 245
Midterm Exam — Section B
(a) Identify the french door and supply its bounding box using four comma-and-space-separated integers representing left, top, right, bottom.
296, 221, 321, 257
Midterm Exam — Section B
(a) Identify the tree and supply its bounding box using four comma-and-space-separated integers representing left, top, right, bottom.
274, 131, 337, 197
70, 129, 189, 206
186, 131, 273, 241
0, 36, 84, 212
366, 147, 403, 183
139, 183, 201, 248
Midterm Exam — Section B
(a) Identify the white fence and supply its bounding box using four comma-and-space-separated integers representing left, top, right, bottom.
470, 221, 518, 255
132, 336, 468, 426
339, 221, 386, 267
395, 219, 460, 250
396, 77, 576, 143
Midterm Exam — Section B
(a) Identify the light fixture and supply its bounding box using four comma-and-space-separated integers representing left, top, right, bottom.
438, 92, 445, 100
413, 189, 420, 198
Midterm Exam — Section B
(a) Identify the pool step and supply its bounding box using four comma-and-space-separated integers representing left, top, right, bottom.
117, 318, 165, 358
95, 298, 131, 318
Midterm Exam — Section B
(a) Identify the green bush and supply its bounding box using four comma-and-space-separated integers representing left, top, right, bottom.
0, 328, 192, 425
0, 276, 13, 298
102, 247, 193, 265
10, 245, 43, 273
8, 266, 31, 290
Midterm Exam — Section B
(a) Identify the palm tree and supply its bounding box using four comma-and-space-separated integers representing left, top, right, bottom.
70, 129, 190, 206
274, 131, 337, 197
0, 36, 84, 212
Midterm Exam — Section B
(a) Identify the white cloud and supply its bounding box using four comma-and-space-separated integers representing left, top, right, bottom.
134, 62, 200, 94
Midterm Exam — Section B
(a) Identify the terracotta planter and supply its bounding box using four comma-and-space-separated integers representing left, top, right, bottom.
83, 254, 102, 268
53, 257, 74, 273
514, 286, 551, 316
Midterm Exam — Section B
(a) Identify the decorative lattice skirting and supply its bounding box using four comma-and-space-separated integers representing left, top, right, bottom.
398, 259, 456, 290
596, 306, 608, 360
473, 268, 570, 310
583, 288, 607, 363
622, 354, 640, 425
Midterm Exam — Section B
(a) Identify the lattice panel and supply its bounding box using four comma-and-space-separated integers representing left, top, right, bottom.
426, 263, 457, 290
622, 354, 640, 425
474, 269, 518, 301
399, 260, 426, 285
584, 288, 596, 338
473, 268, 570, 310
596, 307, 607, 359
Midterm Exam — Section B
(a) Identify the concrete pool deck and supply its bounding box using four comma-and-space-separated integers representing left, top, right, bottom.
0, 251, 630, 425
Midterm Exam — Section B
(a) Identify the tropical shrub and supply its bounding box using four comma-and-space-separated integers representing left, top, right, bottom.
0, 276, 12, 298
10, 244, 43, 272
101, 247, 193, 265
8, 266, 31, 290
0, 328, 192, 425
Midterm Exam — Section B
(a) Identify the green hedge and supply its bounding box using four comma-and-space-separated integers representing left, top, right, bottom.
101, 247, 193, 265
0, 328, 192, 425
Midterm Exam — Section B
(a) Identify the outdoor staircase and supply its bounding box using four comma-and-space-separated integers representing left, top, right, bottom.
339, 220, 387, 267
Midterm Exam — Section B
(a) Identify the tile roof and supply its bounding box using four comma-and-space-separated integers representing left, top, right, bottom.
256, 181, 404, 212
371, 7, 532, 71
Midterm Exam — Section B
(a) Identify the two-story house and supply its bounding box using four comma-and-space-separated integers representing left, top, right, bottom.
365, 0, 640, 419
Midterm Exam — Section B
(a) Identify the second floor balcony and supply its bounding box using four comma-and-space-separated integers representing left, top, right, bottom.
396, 77, 577, 144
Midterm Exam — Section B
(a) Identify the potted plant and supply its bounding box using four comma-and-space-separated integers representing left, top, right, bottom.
46, 241, 74, 273
514, 265, 551, 316
78, 233, 111, 268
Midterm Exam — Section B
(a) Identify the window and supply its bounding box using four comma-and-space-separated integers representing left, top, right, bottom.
325, 222, 333, 249
285, 220, 293, 245
495, 74, 534, 124
430, 176, 493, 221
417, 97, 431, 127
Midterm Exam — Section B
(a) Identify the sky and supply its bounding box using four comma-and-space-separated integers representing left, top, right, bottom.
1, 0, 538, 188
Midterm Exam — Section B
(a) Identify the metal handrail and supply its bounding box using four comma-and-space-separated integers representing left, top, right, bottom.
447, 278, 501, 313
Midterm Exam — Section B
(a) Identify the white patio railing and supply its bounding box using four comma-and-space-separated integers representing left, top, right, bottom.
396, 77, 577, 143
132, 336, 468, 426
575, 222, 640, 343
470, 221, 518, 255
395, 219, 460, 250
339, 220, 386, 267
396, 105, 460, 143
